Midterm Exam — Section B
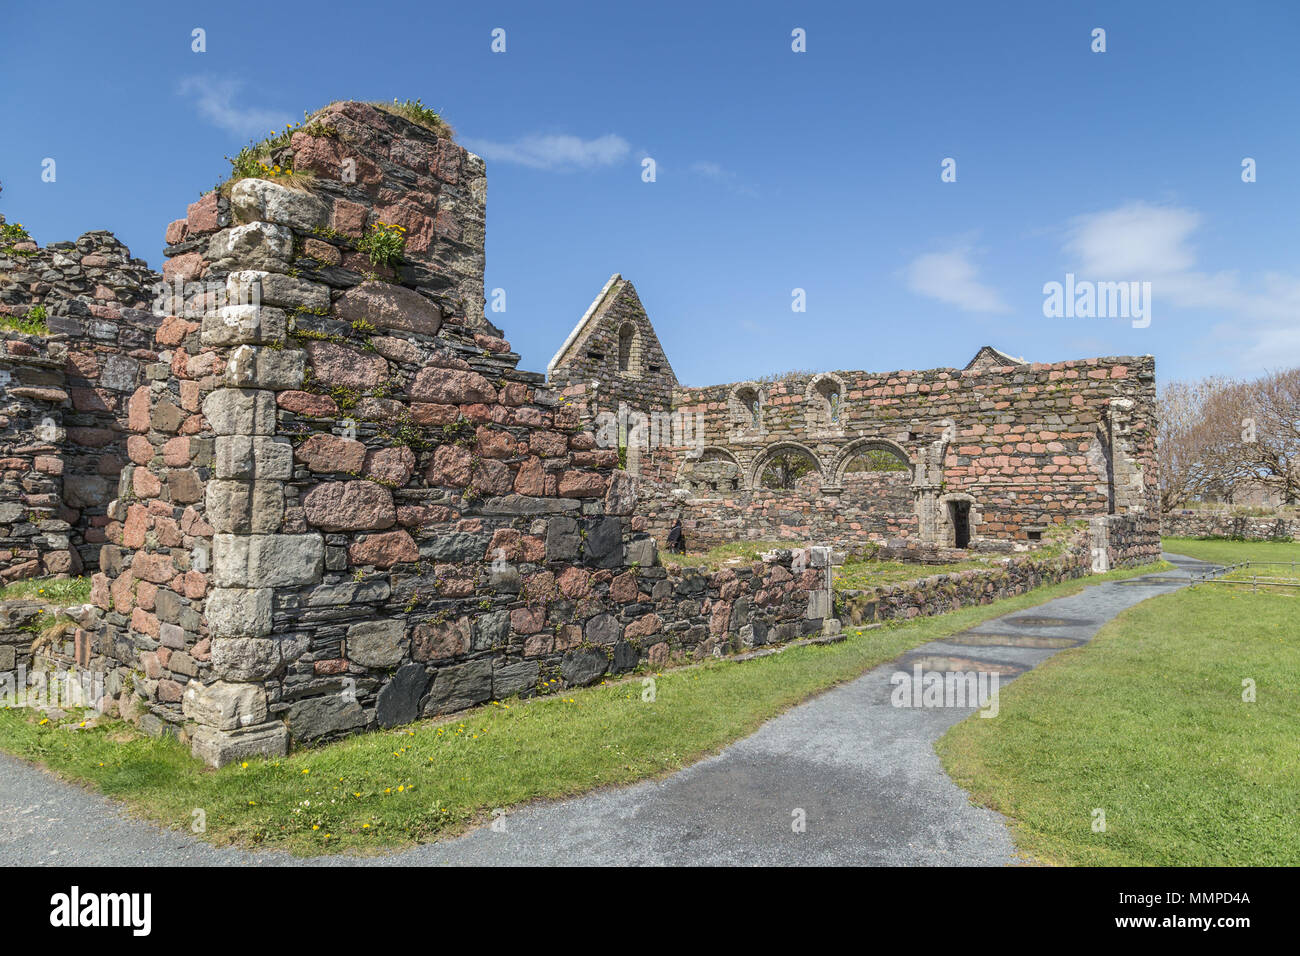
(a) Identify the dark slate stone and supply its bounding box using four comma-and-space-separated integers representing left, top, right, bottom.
492, 659, 539, 699
489, 566, 521, 594
421, 659, 492, 716
732, 596, 751, 628
546, 516, 579, 561
376, 663, 429, 728
420, 532, 486, 562
472, 610, 511, 651
583, 516, 624, 569
584, 612, 621, 645
561, 646, 608, 686
287, 695, 367, 741
611, 640, 639, 674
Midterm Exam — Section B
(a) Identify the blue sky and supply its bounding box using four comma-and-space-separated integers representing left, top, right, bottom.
2, 0, 1298, 387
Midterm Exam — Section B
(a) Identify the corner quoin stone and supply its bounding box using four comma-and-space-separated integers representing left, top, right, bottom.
212, 533, 325, 588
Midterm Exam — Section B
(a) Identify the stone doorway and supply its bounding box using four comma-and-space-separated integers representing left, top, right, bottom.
949, 499, 971, 548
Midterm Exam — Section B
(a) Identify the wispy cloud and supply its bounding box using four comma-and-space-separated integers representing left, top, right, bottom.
461, 133, 630, 171
688, 160, 757, 197
1061, 201, 1300, 367
178, 76, 293, 140
904, 245, 1008, 313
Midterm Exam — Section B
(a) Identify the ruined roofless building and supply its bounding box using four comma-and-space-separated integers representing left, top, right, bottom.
0, 100, 1157, 766
548, 277, 1159, 555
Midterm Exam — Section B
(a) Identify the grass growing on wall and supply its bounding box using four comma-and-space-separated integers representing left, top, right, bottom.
0, 562, 1164, 857
0, 576, 91, 606
0, 304, 49, 336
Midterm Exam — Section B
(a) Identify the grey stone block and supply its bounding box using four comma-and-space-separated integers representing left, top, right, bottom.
347, 618, 407, 668
191, 720, 288, 768
206, 587, 273, 638
202, 388, 277, 436
492, 659, 539, 699
213, 533, 324, 588
376, 663, 429, 728
201, 305, 287, 347
182, 679, 268, 731
561, 645, 608, 686
287, 694, 367, 741
206, 480, 284, 534
421, 659, 492, 716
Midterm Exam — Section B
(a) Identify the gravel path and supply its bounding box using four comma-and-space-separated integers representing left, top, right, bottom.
0, 556, 1205, 866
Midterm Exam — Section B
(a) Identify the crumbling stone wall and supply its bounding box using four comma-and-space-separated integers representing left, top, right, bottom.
0, 334, 71, 580
64, 103, 835, 766
836, 525, 1094, 626
1, 219, 164, 576
647, 356, 1158, 550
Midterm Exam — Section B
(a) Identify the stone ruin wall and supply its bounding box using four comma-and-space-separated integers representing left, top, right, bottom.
1, 222, 165, 581
2, 97, 1165, 766
618, 358, 1160, 556
0, 101, 835, 765
1161, 511, 1300, 542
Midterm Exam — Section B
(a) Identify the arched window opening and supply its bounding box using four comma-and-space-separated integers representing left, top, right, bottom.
807, 374, 847, 428
735, 386, 760, 428
618, 323, 634, 373
843, 446, 910, 476
759, 448, 820, 490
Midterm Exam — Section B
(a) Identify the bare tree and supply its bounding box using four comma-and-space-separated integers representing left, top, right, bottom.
1233, 368, 1300, 504
1156, 376, 1244, 512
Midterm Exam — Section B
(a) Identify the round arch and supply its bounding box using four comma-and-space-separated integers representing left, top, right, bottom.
748, 440, 826, 491
675, 447, 743, 492
829, 437, 914, 485
804, 372, 848, 429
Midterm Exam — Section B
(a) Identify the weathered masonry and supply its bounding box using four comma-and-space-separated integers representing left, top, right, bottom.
550, 291, 1160, 559
2, 102, 834, 765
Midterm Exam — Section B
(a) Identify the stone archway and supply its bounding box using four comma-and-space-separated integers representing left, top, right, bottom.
676, 447, 743, 494
829, 437, 914, 485
748, 441, 825, 491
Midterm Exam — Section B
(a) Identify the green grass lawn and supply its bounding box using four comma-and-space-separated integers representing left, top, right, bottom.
0, 562, 1163, 856
939, 539, 1300, 866
1162, 536, 1300, 568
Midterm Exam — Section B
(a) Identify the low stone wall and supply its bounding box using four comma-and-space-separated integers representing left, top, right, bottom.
1161, 511, 1299, 541
1092, 512, 1163, 569
836, 529, 1094, 626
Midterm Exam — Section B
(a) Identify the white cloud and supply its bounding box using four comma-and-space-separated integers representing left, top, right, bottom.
904, 246, 1008, 314
1061, 202, 1300, 367
461, 133, 630, 171
688, 160, 757, 196
1064, 202, 1200, 277
178, 76, 293, 140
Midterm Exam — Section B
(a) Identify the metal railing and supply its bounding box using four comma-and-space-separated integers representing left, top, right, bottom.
1188, 560, 1300, 591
